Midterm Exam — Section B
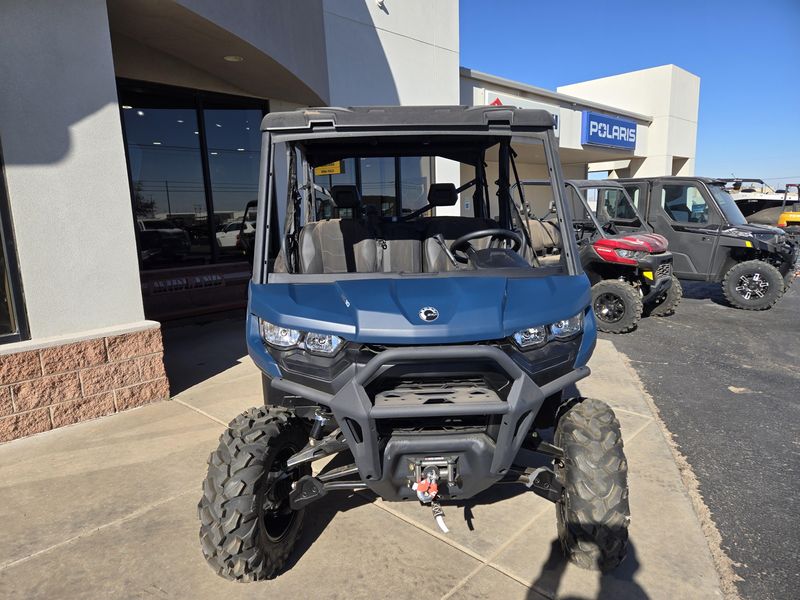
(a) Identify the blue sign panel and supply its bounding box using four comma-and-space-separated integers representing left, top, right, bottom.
581, 111, 637, 150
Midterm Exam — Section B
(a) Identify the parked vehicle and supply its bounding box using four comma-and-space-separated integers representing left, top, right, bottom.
725, 179, 800, 242
514, 179, 678, 333
620, 177, 797, 310
136, 218, 191, 264
216, 220, 255, 248
198, 106, 630, 581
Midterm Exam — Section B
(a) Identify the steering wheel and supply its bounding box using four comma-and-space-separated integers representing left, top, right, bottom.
601, 221, 619, 235
449, 228, 523, 262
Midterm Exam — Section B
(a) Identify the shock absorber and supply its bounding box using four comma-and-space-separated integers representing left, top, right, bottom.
309, 409, 331, 445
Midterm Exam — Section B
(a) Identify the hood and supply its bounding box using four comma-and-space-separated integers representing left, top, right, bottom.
723, 223, 785, 238
600, 232, 668, 253
249, 275, 590, 345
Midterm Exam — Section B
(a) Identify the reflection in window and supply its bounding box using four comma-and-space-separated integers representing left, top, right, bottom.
0, 243, 16, 337
123, 106, 208, 268
399, 157, 431, 213
625, 186, 641, 208
314, 159, 356, 219
661, 184, 709, 224
598, 189, 637, 220
360, 157, 396, 216
204, 109, 262, 260
1, 163, 24, 341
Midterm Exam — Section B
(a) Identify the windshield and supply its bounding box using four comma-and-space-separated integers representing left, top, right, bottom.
265, 130, 573, 278
583, 187, 642, 227
709, 185, 748, 226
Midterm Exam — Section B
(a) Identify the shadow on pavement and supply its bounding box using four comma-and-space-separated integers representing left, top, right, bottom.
678, 280, 730, 307
528, 538, 647, 600
161, 311, 248, 395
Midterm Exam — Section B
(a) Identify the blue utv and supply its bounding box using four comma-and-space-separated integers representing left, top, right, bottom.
198, 106, 630, 581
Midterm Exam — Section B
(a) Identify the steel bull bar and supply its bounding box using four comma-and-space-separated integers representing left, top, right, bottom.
271, 345, 589, 487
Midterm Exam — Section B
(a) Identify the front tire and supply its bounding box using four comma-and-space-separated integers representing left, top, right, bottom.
722, 260, 784, 310
591, 280, 643, 334
555, 398, 630, 571
198, 407, 310, 581
646, 275, 682, 317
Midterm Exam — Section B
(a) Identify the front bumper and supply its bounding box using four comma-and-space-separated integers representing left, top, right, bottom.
271, 345, 589, 500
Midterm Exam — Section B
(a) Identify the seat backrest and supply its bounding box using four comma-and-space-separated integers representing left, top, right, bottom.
299, 219, 377, 273
376, 222, 423, 273
527, 219, 562, 253
420, 216, 498, 272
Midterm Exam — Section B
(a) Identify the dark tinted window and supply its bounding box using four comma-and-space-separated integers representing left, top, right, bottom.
661, 184, 709, 224
204, 108, 263, 261
123, 104, 208, 268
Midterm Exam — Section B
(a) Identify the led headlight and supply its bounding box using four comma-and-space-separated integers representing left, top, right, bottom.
305, 332, 343, 355
513, 325, 549, 348
551, 312, 583, 339
259, 319, 301, 348
615, 249, 648, 260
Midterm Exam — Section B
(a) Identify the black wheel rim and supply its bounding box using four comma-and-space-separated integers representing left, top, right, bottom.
735, 271, 769, 300
257, 446, 301, 543
594, 292, 626, 323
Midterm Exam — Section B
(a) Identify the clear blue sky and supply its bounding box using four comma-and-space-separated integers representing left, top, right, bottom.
460, 0, 800, 188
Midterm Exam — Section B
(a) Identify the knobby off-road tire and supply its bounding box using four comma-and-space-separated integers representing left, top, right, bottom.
198, 407, 311, 581
591, 280, 643, 334
554, 398, 630, 572
646, 275, 682, 317
722, 260, 785, 310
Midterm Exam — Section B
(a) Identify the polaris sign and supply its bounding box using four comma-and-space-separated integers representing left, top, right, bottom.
581, 111, 637, 150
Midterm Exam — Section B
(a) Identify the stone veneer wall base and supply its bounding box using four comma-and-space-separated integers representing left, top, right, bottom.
0, 325, 169, 443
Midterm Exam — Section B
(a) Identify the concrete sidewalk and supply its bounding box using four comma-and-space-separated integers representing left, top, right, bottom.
0, 333, 723, 599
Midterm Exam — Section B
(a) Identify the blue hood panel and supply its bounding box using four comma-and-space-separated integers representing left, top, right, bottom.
249, 275, 591, 345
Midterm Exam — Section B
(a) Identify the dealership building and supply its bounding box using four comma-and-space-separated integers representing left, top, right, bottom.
0, 0, 699, 441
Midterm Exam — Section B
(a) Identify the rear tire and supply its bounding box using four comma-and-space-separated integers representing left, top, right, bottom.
591, 280, 642, 334
198, 407, 310, 581
646, 275, 682, 317
555, 398, 629, 571
722, 260, 784, 310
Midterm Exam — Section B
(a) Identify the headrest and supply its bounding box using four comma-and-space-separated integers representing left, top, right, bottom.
427, 183, 458, 207
330, 185, 362, 209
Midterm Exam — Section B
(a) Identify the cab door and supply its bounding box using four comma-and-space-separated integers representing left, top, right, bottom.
648, 180, 721, 280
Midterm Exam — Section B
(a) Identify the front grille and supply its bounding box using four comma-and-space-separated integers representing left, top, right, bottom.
656, 262, 672, 278
374, 378, 500, 408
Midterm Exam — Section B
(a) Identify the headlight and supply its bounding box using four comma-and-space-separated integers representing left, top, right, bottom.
512, 312, 583, 348
551, 312, 583, 339
513, 325, 549, 348
258, 319, 343, 355
616, 249, 648, 260
259, 320, 302, 348
305, 332, 343, 355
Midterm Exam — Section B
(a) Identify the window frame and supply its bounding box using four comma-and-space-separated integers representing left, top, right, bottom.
117, 78, 270, 269
0, 138, 30, 344
657, 181, 721, 227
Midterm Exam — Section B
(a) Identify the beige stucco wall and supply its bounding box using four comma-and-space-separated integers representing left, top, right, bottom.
558, 65, 699, 177
0, 0, 145, 340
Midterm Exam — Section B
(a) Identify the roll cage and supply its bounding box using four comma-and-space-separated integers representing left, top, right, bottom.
249, 106, 581, 284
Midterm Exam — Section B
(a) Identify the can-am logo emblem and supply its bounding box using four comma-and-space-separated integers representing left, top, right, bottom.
419, 307, 439, 322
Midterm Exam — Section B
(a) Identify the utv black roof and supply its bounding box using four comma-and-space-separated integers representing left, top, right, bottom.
567, 179, 625, 189
261, 105, 556, 133
618, 176, 729, 186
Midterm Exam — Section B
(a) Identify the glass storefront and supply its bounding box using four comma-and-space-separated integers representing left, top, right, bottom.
118, 81, 433, 320
118, 81, 269, 271
0, 146, 27, 343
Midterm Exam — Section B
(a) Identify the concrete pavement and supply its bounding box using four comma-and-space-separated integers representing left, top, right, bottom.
0, 324, 724, 599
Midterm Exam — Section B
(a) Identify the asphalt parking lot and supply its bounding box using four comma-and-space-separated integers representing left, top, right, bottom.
604, 280, 800, 600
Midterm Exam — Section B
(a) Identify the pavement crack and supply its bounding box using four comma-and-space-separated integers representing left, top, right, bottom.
172, 398, 228, 426
0, 490, 193, 572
